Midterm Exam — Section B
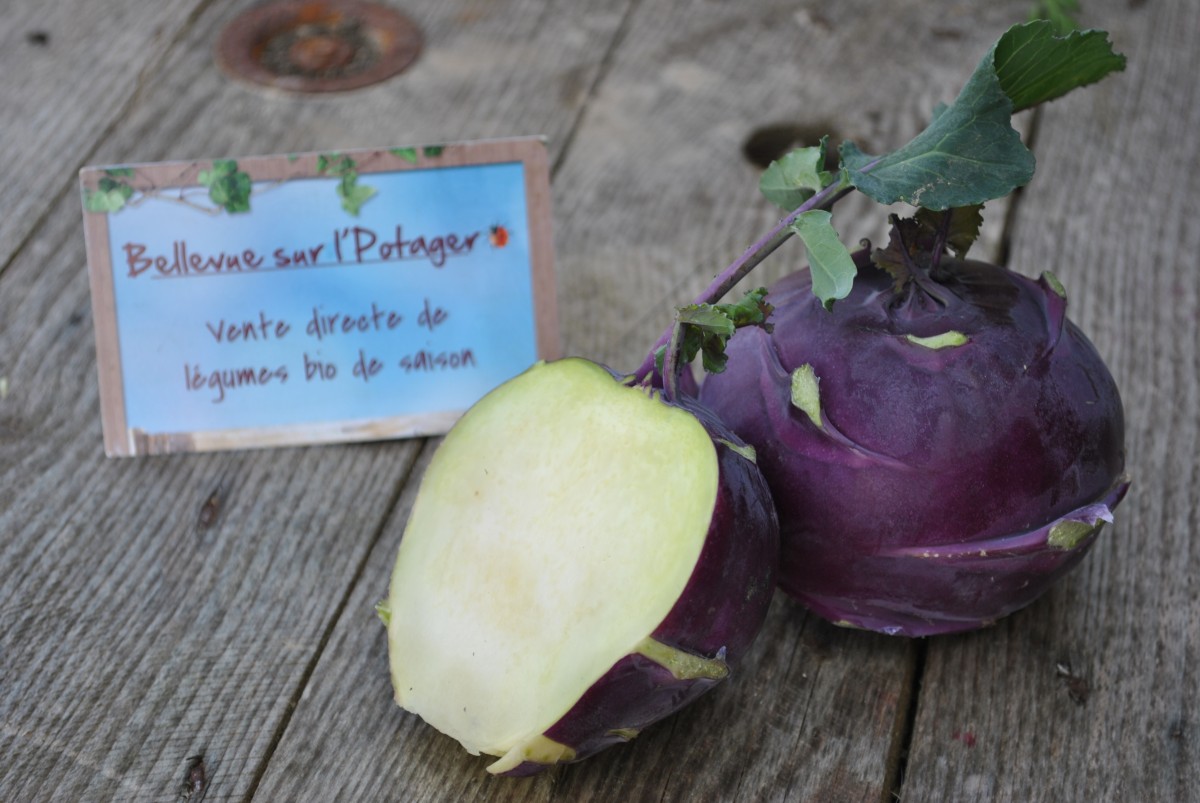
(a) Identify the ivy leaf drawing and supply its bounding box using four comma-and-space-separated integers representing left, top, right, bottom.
338, 182, 378, 216
320, 153, 377, 217
84, 174, 135, 213
197, 160, 252, 214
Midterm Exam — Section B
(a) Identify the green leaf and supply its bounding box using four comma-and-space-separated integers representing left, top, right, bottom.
677, 305, 737, 338
915, 205, 984, 258
993, 21, 1126, 112
673, 289, 773, 375
105, 167, 134, 178
318, 154, 355, 176
1027, 0, 1082, 35
97, 176, 134, 201
391, 147, 419, 164
423, 145, 445, 157
839, 21, 1122, 211
207, 168, 252, 214
840, 59, 1035, 210
675, 305, 735, 372
759, 138, 831, 211
84, 188, 129, 213
204, 160, 238, 182
789, 210, 856, 308
196, 160, 252, 212
870, 215, 924, 289
338, 182, 377, 216
714, 287, 773, 331
318, 154, 375, 215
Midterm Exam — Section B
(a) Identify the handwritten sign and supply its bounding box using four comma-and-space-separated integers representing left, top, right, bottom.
80, 138, 559, 456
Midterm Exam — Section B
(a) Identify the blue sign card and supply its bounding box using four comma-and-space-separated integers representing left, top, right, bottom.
81, 138, 559, 456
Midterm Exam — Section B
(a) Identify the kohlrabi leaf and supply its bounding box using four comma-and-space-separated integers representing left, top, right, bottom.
788, 210, 856, 309
838, 21, 1123, 212
839, 59, 1035, 211
1027, 0, 1081, 35
759, 138, 832, 211
714, 287, 773, 331
675, 304, 736, 374
871, 215, 925, 290
872, 208, 983, 286
671, 288, 774, 374
915, 205, 985, 258
992, 21, 1126, 112
677, 305, 737, 337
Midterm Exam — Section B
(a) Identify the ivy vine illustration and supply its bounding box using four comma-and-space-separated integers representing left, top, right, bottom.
197, 160, 252, 213
83, 146, 446, 218
317, 153, 377, 217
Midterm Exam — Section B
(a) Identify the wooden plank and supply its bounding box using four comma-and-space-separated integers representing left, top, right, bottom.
0, 0, 208, 271
0, 0, 632, 799
901, 0, 1200, 800
255, 2, 1038, 800
84, 0, 632, 170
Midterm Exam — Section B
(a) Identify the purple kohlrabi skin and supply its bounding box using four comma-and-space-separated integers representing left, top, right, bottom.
699, 258, 1128, 636
499, 394, 779, 775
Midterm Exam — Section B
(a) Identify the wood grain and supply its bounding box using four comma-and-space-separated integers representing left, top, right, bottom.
901, 0, 1200, 800
0, 0, 209, 272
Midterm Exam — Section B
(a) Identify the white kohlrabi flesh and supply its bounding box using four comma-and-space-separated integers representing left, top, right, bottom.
383, 358, 778, 773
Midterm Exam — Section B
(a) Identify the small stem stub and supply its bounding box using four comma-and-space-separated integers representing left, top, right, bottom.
661, 322, 685, 401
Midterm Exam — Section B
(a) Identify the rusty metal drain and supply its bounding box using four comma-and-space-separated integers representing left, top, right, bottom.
216, 1, 422, 93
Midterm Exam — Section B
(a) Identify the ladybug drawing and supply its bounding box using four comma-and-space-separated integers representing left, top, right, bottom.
488, 225, 510, 248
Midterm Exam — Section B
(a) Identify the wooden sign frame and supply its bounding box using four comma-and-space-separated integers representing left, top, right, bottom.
81, 138, 559, 456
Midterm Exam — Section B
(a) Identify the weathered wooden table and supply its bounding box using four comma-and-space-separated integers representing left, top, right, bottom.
3, 0, 1196, 800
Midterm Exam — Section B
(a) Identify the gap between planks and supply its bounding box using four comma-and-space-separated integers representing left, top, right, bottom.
0, 0, 222, 284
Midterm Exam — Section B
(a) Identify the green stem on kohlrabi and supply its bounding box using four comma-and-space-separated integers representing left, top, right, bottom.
634, 19, 1125, 389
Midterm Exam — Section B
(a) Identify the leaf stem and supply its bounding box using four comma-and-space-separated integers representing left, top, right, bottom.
633, 179, 854, 384
661, 321, 684, 402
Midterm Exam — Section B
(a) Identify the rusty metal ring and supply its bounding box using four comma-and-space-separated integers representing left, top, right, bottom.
215, 1, 423, 93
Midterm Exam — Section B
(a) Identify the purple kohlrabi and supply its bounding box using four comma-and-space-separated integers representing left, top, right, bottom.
699, 253, 1129, 637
